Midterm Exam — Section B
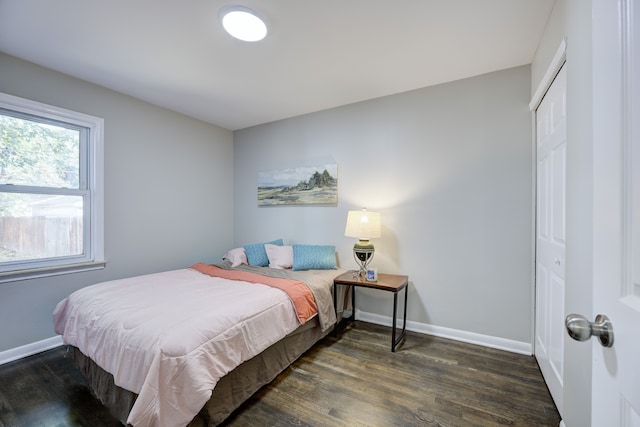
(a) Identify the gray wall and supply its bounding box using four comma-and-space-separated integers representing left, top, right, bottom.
531, 1, 594, 426
0, 53, 234, 353
234, 66, 533, 343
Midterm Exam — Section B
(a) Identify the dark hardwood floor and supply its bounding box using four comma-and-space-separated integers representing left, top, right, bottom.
0, 321, 560, 427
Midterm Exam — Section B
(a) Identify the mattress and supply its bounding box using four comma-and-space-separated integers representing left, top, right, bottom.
54, 263, 348, 426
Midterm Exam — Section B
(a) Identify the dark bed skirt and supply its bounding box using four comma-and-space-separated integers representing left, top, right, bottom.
72, 317, 328, 426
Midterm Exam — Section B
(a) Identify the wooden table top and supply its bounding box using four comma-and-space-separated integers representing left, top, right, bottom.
333, 271, 408, 292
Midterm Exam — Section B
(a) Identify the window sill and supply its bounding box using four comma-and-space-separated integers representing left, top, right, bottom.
0, 261, 107, 284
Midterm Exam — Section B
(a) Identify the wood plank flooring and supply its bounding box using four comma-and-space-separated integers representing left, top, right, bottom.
0, 321, 560, 426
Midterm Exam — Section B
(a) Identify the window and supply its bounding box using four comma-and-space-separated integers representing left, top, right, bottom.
0, 93, 104, 282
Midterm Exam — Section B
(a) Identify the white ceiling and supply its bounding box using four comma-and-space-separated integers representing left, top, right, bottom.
0, 0, 555, 131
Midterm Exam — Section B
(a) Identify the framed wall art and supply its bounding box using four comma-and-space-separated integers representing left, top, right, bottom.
258, 164, 338, 206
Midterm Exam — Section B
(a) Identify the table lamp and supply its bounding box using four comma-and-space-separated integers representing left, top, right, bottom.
344, 209, 381, 276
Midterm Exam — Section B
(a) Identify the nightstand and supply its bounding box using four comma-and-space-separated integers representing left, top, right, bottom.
333, 271, 408, 352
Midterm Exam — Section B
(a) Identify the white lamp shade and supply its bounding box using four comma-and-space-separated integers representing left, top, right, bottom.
344, 210, 381, 239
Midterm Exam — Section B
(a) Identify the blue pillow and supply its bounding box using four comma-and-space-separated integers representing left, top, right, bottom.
244, 239, 283, 266
292, 245, 337, 271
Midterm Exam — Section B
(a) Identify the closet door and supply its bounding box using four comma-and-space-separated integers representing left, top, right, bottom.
534, 64, 566, 416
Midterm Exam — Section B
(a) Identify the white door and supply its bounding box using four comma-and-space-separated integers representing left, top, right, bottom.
585, 0, 640, 424
535, 64, 566, 415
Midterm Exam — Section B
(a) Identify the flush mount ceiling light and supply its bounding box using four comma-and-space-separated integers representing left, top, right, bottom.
219, 6, 267, 42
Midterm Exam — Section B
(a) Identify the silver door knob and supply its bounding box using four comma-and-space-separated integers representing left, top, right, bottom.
565, 314, 614, 347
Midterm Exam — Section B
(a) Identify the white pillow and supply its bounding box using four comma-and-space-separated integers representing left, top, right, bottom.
265, 244, 293, 269
222, 247, 248, 267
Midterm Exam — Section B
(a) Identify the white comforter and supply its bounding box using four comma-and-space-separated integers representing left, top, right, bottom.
53, 268, 301, 427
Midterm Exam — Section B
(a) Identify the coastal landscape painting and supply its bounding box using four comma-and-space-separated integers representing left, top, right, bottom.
258, 164, 338, 206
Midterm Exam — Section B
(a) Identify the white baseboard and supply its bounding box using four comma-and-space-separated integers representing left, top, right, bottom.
0, 335, 63, 366
356, 310, 532, 356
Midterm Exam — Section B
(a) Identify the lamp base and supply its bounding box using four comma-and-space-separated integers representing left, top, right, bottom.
353, 239, 374, 276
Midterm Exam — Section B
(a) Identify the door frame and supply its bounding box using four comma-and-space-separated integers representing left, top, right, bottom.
529, 39, 567, 112
529, 38, 567, 419
529, 38, 567, 348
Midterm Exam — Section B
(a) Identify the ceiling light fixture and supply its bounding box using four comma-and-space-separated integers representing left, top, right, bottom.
219, 6, 267, 42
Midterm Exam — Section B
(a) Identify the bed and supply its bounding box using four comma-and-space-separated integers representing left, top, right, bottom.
53, 258, 348, 427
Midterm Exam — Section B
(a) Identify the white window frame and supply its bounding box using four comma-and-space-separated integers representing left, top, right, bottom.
0, 93, 105, 282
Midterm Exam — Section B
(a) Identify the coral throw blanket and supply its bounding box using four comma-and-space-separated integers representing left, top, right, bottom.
190, 262, 318, 324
